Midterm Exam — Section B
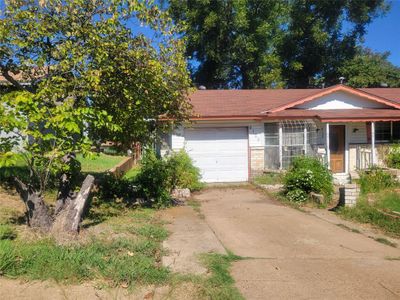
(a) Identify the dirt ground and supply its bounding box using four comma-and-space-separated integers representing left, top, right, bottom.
194, 186, 400, 299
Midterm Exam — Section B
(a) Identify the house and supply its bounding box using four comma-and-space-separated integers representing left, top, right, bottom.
163, 85, 400, 183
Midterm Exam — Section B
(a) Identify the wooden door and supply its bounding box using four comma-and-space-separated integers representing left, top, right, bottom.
330, 125, 345, 173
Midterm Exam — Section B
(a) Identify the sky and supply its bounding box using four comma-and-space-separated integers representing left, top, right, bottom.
363, 0, 400, 66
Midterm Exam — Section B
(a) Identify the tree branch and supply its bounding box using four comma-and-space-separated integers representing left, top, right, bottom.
0, 65, 34, 93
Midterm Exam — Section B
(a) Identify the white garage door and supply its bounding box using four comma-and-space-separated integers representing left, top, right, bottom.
184, 127, 249, 183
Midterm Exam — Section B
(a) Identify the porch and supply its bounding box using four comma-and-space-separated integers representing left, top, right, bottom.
262, 120, 400, 174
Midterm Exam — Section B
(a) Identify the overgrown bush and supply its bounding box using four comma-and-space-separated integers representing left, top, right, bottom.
136, 150, 172, 207
167, 150, 203, 191
283, 156, 333, 202
285, 189, 308, 203
358, 167, 397, 194
135, 149, 203, 207
386, 144, 400, 169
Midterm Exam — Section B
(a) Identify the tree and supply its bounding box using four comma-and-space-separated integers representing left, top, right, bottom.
339, 48, 400, 88
166, 0, 389, 88
167, 0, 286, 89
0, 0, 191, 233
279, 0, 389, 88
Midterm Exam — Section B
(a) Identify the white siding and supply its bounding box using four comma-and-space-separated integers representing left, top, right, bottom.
171, 127, 185, 150
249, 123, 264, 147
347, 123, 368, 144
296, 91, 390, 110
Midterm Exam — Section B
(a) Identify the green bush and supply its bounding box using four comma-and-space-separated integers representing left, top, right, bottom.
136, 150, 172, 207
285, 189, 308, 202
386, 144, 400, 169
136, 149, 203, 207
283, 156, 333, 202
358, 167, 397, 194
167, 150, 203, 191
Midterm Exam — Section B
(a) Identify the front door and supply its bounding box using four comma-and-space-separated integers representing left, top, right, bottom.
330, 125, 345, 173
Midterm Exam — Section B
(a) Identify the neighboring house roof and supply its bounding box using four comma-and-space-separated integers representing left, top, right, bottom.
189, 85, 400, 121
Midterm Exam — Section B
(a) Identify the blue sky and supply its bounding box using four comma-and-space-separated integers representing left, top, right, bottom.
363, 0, 400, 66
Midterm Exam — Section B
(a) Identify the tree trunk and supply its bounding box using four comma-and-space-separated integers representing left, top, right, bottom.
51, 175, 94, 234
15, 178, 53, 230
16, 174, 95, 235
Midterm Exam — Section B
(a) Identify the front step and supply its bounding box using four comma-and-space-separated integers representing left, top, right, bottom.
333, 173, 351, 185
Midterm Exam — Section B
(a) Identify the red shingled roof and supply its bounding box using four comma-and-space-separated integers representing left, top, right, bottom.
189, 85, 400, 120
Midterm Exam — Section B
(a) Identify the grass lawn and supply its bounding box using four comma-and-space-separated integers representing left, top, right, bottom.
123, 165, 141, 180
77, 153, 128, 173
0, 188, 244, 298
337, 189, 400, 238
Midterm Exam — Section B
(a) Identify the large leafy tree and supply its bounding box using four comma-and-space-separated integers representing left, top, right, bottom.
339, 48, 400, 88
167, 0, 389, 88
0, 0, 191, 233
280, 0, 389, 87
167, 0, 286, 89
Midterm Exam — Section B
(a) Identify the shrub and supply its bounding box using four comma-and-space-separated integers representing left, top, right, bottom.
386, 144, 400, 169
166, 150, 203, 191
285, 189, 308, 203
96, 149, 202, 207
358, 167, 397, 194
136, 150, 172, 207
284, 156, 333, 202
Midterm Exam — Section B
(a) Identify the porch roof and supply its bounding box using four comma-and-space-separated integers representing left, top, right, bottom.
266, 109, 400, 122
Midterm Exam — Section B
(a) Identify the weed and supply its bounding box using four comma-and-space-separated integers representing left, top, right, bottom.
135, 224, 169, 241
187, 199, 205, 219
336, 223, 361, 234
0, 208, 169, 288
0, 224, 17, 240
253, 173, 283, 185
358, 167, 398, 195
385, 256, 400, 261
337, 195, 400, 237
198, 252, 244, 300
371, 237, 397, 248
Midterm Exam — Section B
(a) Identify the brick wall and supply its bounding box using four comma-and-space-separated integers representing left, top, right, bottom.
250, 147, 265, 176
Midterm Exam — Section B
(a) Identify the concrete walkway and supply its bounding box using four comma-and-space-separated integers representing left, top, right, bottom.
194, 187, 400, 299
162, 205, 225, 274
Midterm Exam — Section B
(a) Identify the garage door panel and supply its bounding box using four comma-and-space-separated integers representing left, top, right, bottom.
185, 127, 248, 183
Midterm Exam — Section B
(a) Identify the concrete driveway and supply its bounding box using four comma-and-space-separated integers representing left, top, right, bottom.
194, 187, 400, 299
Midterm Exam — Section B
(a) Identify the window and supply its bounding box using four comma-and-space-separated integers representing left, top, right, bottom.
375, 121, 400, 142
394, 122, 400, 141
264, 120, 317, 170
375, 122, 391, 142
264, 123, 280, 169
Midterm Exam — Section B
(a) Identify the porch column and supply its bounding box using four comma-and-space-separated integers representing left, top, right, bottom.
371, 121, 376, 165
325, 123, 330, 169
279, 122, 283, 169
304, 126, 308, 155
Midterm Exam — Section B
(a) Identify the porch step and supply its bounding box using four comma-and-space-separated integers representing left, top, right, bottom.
333, 173, 351, 185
